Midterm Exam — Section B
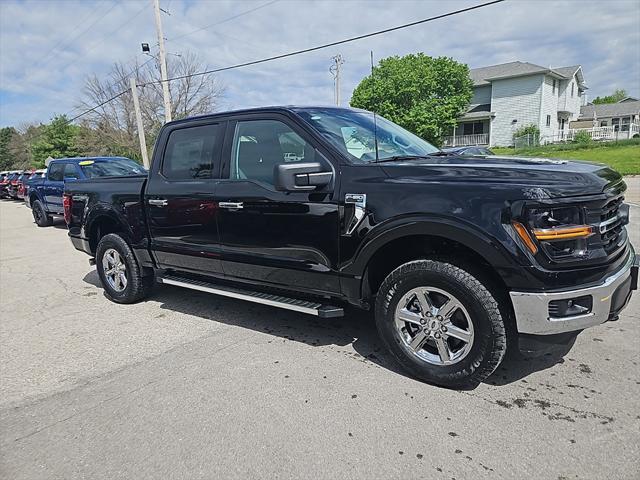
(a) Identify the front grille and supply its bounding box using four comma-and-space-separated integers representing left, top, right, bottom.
598, 196, 625, 254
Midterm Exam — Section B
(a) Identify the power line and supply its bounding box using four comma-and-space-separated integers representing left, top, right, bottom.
64, 56, 157, 122
140, 0, 505, 87
32, 1, 119, 70
168, 0, 280, 43
69, 0, 506, 123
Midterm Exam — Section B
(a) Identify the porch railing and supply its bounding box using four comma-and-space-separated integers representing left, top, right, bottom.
442, 133, 489, 147
543, 124, 639, 144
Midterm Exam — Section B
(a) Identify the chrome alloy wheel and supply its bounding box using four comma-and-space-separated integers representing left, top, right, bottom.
102, 248, 128, 292
394, 287, 474, 366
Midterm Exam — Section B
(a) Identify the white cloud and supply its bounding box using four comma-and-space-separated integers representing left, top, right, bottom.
1, 0, 638, 127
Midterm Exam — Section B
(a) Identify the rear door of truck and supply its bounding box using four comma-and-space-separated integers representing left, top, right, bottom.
144, 118, 226, 276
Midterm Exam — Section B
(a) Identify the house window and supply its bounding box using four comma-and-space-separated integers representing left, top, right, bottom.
621, 117, 631, 132
612, 118, 620, 131
546, 115, 551, 127
571, 83, 574, 97
552, 79, 556, 94
600, 120, 608, 127
462, 121, 484, 135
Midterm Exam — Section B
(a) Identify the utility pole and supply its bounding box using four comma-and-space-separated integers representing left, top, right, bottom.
153, 0, 172, 123
329, 54, 345, 106
130, 78, 150, 169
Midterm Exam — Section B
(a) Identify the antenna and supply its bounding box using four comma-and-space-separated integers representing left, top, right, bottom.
371, 50, 379, 163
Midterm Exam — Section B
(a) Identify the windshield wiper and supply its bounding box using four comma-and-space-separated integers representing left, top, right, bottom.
377, 152, 449, 163
377, 155, 429, 163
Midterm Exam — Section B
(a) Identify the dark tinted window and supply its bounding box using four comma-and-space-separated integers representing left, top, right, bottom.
48, 163, 64, 181
64, 164, 79, 179
80, 158, 145, 178
229, 120, 313, 186
163, 124, 220, 180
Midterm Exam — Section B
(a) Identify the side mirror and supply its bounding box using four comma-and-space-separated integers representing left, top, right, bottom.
274, 162, 333, 192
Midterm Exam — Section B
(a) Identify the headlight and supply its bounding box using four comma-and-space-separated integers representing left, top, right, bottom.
514, 206, 593, 260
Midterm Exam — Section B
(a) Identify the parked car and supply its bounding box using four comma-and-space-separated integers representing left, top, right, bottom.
28, 157, 145, 227
442, 146, 495, 156
6, 170, 24, 200
64, 106, 637, 389
14, 170, 35, 200
23, 169, 46, 206
0, 171, 10, 198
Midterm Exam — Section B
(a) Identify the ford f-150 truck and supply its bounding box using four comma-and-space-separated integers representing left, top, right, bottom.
64, 107, 638, 388
28, 157, 145, 226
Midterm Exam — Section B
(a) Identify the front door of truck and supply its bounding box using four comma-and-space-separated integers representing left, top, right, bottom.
145, 120, 225, 275
214, 115, 341, 295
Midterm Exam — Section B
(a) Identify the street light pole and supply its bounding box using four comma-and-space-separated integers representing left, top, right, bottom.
153, 0, 172, 123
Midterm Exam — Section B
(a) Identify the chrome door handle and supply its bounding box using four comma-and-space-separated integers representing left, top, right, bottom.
148, 199, 168, 207
219, 201, 244, 210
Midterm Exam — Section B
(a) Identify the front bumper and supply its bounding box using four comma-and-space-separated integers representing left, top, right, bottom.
510, 247, 638, 335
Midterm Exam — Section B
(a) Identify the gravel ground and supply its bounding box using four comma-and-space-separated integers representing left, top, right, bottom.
0, 191, 638, 480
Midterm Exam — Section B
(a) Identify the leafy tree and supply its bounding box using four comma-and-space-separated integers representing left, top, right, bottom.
592, 89, 627, 105
350, 54, 473, 145
31, 115, 80, 166
0, 127, 16, 169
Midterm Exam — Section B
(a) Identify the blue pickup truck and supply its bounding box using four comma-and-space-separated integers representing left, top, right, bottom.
28, 157, 145, 227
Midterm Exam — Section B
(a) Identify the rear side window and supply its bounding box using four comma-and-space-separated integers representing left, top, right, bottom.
162, 124, 220, 180
48, 163, 64, 181
64, 164, 79, 179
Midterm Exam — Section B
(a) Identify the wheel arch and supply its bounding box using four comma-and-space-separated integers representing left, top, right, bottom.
349, 217, 516, 305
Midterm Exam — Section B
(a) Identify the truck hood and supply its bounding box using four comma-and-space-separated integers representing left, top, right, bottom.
379, 155, 623, 199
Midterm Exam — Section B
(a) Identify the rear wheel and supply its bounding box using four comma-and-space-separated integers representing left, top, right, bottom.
96, 233, 153, 303
375, 259, 507, 389
32, 200, 53, 227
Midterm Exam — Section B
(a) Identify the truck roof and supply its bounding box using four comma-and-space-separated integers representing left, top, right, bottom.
49, 156, 134, 164
165, 105, 369, 127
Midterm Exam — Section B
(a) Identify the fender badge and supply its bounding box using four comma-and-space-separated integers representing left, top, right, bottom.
345, 193, 366, 208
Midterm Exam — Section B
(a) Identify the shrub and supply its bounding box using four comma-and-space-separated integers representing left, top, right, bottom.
513, 124, 540, 141
573, 130, 592, 144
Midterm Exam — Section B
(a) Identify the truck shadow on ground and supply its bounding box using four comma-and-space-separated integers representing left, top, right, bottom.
83, 270, 575, 389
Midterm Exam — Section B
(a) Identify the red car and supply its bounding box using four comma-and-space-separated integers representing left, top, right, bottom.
0, 172, 19, 199
7, 171, 33, 200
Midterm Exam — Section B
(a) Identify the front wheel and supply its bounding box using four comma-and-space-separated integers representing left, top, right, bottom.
375, 259, 507, 389
96, 233, 153, 304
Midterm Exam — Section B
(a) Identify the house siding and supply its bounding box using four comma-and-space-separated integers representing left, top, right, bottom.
490, 74, 543, 146
471, 85, 492, 105
539, 75, 559, 140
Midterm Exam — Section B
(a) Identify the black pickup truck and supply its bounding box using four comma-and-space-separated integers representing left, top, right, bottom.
65, 106, 638, 388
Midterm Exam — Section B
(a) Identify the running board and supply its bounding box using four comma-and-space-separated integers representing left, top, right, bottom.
158, 274, 344, 318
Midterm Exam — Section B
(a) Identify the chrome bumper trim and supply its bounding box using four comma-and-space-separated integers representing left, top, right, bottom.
510, 248, 636, 335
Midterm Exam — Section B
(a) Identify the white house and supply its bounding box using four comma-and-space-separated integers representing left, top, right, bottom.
444, 61, 587, 147
571, 99, 640, 136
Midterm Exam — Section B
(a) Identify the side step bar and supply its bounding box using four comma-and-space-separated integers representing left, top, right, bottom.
158, 274, 344, 318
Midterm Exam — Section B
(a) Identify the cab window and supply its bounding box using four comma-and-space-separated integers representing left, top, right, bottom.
229, 119, 314, 186
48, 163, 65, 181
162, 124, 220, 180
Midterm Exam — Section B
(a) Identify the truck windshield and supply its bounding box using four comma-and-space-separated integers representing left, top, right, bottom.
80, 158, 146, 178
295, 108, 440, 162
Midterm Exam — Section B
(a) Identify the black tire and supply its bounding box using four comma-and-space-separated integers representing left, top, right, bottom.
32, 200, 53, 227
96, 233, 153, 304
375, 259, 507, 389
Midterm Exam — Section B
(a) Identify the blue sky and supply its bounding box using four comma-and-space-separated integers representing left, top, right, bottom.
1, 0, 639, 128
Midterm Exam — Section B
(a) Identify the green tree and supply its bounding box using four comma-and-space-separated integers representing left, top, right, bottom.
0, 127, 16, 169
592, 88, 627, 104
31, 115, 80, 166
350, 54, 473, 145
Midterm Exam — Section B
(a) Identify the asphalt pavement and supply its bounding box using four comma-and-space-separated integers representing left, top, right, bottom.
0, 189, 638, 479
